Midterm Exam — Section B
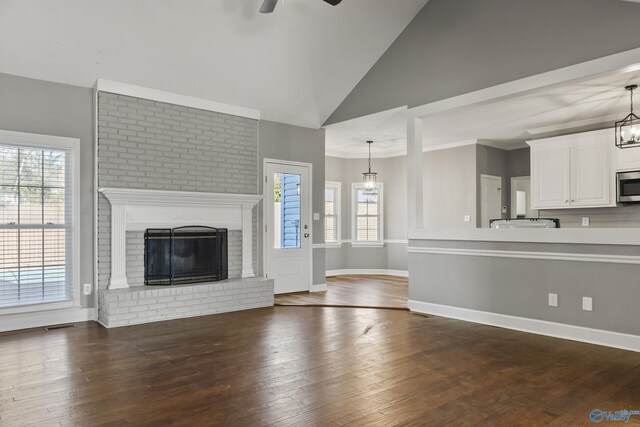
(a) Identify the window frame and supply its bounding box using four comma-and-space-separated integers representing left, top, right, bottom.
351, 182, 384, 247
0, 130, 80, 314
324, 181, 341, 247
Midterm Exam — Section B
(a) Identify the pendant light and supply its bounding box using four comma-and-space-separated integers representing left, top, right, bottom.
362, 140, 377, 192
615, 84, 640, 149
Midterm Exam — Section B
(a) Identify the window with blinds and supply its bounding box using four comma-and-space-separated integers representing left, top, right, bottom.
352, 183, 383, 244
324, 182, 341, 244
0, 143, 73, 308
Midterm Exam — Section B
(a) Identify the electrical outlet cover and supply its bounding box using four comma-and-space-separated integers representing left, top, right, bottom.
582, 217, 590, 227
83, 284, 92, 296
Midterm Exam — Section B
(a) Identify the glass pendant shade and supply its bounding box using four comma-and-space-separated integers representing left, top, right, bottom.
362, 171, 377, 191
362, 140, 378, 193
616, 85, 640, 149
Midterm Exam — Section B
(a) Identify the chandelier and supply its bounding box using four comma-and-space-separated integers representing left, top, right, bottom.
362, 140, 377, 193
615, 84, 640, 149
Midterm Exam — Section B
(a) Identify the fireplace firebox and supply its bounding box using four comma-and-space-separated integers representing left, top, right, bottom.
144, 226, 228, 285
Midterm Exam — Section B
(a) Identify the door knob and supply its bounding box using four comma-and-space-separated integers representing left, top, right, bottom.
304, 233, 310, 238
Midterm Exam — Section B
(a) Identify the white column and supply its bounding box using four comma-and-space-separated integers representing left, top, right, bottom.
407, 116, 424, 235
109, 203, 129, 289
241, 205, 255, 278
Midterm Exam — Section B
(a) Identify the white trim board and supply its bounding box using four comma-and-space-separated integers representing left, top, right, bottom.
407, 300, 640, 353
96, 79, 260, 120
408, 246, 640, 265
0, 308, 97, 333
408, 47, 640, 119
326, 269, 408, 277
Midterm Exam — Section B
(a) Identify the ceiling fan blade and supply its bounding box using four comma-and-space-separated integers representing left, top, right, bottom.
260, 0, 278, 13
323, 0, 342, 5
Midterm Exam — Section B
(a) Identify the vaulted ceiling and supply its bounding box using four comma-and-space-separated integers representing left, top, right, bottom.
0, 0, 428, 128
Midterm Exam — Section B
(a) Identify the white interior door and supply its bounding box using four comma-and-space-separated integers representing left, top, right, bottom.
265, 161, 311, 294
480, 174, 502, 228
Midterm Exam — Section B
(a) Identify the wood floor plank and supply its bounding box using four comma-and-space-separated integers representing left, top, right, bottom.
274, 275, 408, 308
1, 281, 640, 425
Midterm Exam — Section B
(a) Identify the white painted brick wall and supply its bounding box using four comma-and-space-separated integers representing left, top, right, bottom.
97, 92, 258, 292
98, 278, 274, 328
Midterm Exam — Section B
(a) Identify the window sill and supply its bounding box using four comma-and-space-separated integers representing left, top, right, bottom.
351, 242, 385, 248
325, 242, 342, 249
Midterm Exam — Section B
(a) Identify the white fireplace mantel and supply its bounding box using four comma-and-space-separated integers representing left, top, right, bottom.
99, 187, 262, 289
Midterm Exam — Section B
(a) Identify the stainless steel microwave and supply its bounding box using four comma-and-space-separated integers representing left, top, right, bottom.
617, 171, 640, 203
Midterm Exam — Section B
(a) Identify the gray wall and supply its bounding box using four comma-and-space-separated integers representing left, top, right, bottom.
326, 0, 640, 125
258, 120, 326, 285
408, 239, 640, 336
325, 155, 408, 273
97, 92, 258, 289
423, 145, 477, 228
506, 147, 530, 178
476, 144, 508, 226
0, 73, 95, 308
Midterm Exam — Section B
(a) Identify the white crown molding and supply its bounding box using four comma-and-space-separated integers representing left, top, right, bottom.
95, 79, 260, 120
326, 147, 407, 159
408, 246, 640, 264
408, 300, 640, 352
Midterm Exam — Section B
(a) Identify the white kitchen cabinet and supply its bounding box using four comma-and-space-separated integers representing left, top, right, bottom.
528, 129, 615, 209
615, 143, 640, 171
531, 146, 571, 208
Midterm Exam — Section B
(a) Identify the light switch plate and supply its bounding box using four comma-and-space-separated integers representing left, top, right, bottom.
582, 297, 593, 311
464, 215, 471, 222
83, 283, 93, 296
548, 293, 558, 307
313, 213, 320, 221
582, 217, 590, 227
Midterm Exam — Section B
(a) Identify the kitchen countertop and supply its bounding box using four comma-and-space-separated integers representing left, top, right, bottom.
409, 228, 640, 246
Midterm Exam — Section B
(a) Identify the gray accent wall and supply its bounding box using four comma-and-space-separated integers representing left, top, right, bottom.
326, 0, 640, 125
258, 120, 326, 285
325, 155, 408, 273
408, 239, 640, 336
97, 92, 259, 289
0, 73, 95, 308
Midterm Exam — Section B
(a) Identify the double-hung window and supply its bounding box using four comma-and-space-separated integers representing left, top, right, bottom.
324, 182, 341, 246
0, 131, 78, 310
352, 183, 383, 246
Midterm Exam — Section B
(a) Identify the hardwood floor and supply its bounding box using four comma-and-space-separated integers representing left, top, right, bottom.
1, 306, 640, 426
275, 275, 408, 309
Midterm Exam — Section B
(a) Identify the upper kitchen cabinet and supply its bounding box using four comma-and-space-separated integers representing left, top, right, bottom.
615, 141, 640, 172
528, 129, 615, 209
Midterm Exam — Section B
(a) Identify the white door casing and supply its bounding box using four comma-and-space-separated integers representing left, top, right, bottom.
480, 174, 502, 228
264, 160, 312, 294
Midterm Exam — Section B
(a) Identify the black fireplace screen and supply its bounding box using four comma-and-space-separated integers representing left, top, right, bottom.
144, 226, 228, 285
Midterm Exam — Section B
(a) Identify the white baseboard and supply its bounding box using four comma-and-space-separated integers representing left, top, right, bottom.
326, 269, 408, 277
0, 307, 97, 333
408, 300, 640, 353
310, 283, 328, 292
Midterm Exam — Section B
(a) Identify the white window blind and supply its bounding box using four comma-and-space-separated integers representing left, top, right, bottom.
325, 182, 341, 243
352, 183, 383, 244
0, 143, 73, 308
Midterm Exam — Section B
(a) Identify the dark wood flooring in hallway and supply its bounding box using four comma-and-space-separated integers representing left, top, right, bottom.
274, 274, 408, 309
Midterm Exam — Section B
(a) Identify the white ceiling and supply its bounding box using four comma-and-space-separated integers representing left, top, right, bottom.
0, 0, 428, 128
326, 68, 640, 158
